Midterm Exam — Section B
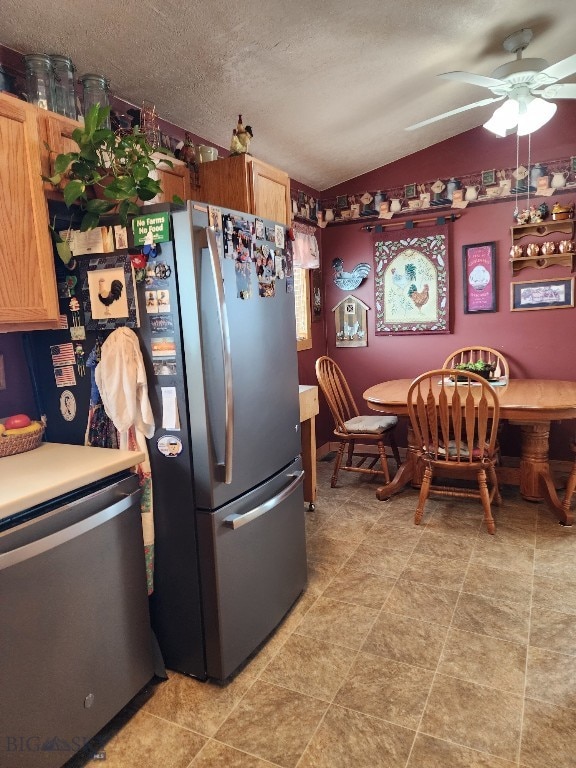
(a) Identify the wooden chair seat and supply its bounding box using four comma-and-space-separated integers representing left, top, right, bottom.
315, 356, 401, 488
407, 368, 502, 534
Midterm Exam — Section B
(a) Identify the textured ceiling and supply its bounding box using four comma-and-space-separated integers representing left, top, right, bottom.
2, 0, 575, 190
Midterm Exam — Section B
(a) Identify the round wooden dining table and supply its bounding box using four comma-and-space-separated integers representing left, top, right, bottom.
363, 378, 576, 525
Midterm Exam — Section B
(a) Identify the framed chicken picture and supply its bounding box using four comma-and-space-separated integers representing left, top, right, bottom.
332, 295, 369, 347
79, 254, 139, 330
374, 225, 450, 334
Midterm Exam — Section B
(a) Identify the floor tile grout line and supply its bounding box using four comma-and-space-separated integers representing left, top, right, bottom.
402, 516, 496, 768
514, 510, 539, 765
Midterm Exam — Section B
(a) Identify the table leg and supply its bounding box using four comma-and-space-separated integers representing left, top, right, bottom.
301, 415, 317, 511
375, 424, 419, 500
518, 422, 573, 525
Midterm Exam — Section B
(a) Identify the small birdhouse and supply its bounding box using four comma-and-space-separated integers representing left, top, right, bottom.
331, 295, 369, 347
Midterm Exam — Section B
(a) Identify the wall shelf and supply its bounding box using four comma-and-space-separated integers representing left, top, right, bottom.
510, 218, 574, 243
509, 218, 574, 274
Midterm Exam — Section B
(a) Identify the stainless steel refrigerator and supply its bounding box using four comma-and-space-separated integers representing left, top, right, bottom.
28, 200, 307, 682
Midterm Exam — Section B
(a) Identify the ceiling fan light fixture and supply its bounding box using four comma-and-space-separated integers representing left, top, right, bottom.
517, 98, 557, 135
483, 98, 520, 137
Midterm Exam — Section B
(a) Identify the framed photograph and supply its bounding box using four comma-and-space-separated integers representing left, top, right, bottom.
511, 277, 574, 311
336, 194, 348, 209
463, 242, 496, 313
404, 183, 417, 199
374, 225, 450, 335
481, 169, 496, 186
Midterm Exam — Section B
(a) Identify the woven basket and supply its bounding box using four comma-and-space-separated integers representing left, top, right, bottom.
0, 424, 45, 458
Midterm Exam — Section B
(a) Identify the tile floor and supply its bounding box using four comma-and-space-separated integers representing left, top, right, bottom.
67, 460, 576, 768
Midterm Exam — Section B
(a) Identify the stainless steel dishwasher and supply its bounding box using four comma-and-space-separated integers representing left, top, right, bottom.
0, 472, 154, 768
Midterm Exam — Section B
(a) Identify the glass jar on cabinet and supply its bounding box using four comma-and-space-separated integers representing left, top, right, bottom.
23, 53, 56, 111
79, 73, 110, 127
50, 55, 77, 120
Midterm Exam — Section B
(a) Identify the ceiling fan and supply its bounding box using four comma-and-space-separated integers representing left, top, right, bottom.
406, 28, 576, 136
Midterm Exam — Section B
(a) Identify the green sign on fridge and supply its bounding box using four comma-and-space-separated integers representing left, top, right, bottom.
132, 212, 170, 245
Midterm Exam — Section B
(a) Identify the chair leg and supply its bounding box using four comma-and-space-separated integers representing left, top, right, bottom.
478, 467, 495, 534
389, 430, 401, 470
377, 440, 391, 484
562, 460, 576, 518
487, 464, 502, 506
415, 466, 432, 525
331, 442, 346, 487
346, 440, 355, 467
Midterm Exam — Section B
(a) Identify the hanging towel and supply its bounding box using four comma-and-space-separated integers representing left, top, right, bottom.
95, 327, 156, 593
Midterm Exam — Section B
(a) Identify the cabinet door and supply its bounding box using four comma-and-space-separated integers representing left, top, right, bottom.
0, 95, 59, 331
40, 111, 81, 194
249, 157, 291, 225
153, 156, 191, 203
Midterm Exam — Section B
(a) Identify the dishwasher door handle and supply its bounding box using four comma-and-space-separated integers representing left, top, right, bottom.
223, 471, 304, 530
0, 492, 139, 570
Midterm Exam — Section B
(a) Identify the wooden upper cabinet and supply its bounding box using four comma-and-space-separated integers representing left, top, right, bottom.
39, 110, 81, 195
197, 154, 291, 225
0, 94, 59, 331
149, 154, 191, 203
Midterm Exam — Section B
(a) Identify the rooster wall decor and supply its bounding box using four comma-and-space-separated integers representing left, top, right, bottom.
332, 258, 371, 290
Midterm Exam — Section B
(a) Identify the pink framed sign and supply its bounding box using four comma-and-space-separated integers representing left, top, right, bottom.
462, 242, 496, 314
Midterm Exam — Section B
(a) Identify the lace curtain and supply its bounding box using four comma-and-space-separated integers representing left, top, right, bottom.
292, 223, 320, 269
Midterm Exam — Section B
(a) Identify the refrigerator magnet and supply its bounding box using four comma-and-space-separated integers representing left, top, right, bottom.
235, 261, 253, 300
274, 225, 285, 249
157, 435, 183, 457
59, 390, 77, 422
145, 290, 159, 313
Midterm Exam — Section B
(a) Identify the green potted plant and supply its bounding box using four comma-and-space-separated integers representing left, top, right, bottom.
43, 103, 182, 231
452, 360, 497, 381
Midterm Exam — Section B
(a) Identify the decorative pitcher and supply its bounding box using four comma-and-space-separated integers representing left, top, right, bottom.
446, 178, 461, 201
530, 163, 547, 189
464, 185, 480, 201
390, 199, 402, 213
551, 171, 569, 189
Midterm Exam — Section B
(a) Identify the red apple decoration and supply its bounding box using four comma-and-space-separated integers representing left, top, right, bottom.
4, 414, 32, 429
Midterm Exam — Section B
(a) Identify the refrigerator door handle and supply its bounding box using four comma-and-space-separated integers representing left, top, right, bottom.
206, 226, 234, 485
223, 471, 305, 530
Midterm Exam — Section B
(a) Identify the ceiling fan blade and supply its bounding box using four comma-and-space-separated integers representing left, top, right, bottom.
439, 70, 504, 89
535, 83, 576, 100
406, 97, 504, 131
539, 54, 576, 83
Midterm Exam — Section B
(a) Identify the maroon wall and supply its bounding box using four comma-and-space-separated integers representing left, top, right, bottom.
0, 335, 38, 420
306, 101, 576, 459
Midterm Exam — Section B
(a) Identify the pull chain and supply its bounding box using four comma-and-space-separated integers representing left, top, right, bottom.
526, 131, 531, 213
513, 131, 520, 219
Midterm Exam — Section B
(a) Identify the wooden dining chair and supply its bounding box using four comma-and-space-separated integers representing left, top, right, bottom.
407, 369, 502, 534
443, 346, 509, 380
315, 356, 401, 488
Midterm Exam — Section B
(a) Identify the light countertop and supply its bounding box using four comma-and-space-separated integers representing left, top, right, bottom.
0, 443, 145, 520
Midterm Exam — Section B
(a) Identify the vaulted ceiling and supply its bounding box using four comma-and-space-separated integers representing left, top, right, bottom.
2, 0, 575, 190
